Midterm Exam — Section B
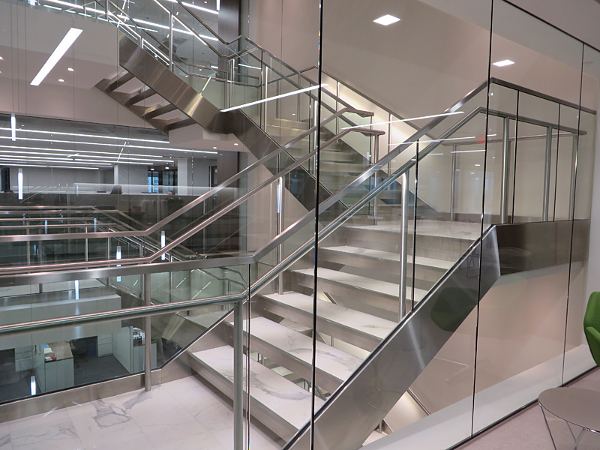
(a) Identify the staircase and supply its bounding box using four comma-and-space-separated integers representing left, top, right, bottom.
185, 218, 479, 444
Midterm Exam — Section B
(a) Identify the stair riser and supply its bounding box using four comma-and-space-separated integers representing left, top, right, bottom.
188, 355, 297, 441
289, 272, 401, 321
255, 297, 381, 352
317, 249, 445, 287
343, 228, 472, 262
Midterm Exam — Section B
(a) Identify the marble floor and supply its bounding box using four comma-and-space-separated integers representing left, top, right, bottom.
0, 375, 281, 450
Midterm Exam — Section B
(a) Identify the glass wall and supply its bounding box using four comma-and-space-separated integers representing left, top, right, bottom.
0, 0, 598, 449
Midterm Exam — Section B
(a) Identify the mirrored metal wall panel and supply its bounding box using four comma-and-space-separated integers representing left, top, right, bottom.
563, 44, 600, 382
472, 0, 587, 434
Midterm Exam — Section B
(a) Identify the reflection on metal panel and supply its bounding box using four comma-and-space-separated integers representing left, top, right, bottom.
285, 220, 588, 450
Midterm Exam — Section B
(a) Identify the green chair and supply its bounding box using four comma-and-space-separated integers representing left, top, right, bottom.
584, 292, 600, 366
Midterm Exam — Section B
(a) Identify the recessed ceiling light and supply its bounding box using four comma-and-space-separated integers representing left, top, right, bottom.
58, 79, 65, 82
0, 56, 3, 60
234, 143, 239, 146
374, 14, 400, 26
493, 60, 514, 67
213, 146, 217, 149
68, 67, 74, 72
31, 28, 82, 86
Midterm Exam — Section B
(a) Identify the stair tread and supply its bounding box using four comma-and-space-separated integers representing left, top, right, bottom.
263, 292, 396, 340
323, 246, 454, 270
346, 220, 480, 241
248, 317, 363, 382
191, 345, 323, 429
293, 267, 427, 301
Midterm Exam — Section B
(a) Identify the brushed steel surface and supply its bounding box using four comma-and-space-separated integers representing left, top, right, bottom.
283, 220, 589, 450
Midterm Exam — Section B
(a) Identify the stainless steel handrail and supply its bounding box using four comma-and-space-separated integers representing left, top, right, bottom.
0, 107, 371, 246
0, 126, 381, 273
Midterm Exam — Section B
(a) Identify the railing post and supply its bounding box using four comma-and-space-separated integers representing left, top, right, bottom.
261, 58, 268, 130
450, 145, 457, 222
144, 273, 152, 392
542, 127, 553, 222
233, 297, 244, 450
277, 177, 285, 295
500, 117, 511, 224
399, 172, 409, 321
169, 11, 174, 71
85, 226, 89, 262
569, 134, 578, 220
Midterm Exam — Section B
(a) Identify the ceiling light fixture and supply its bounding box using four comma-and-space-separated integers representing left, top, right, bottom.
31, 28, 82, 86
221, 84, 327, 112
68, 67, 74, 72
493, 60, 515, 67
373, 14, 400, 26
0, 56, 3, 60
58, 79, 65, 82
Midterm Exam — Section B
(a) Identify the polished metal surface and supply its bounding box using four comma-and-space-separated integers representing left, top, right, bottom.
501, 117, 512, 224
0, 292, 244, 338
543, 127, 553, 222
399, 171, 409, 320
233, 299, 244, 450
144, 274, 152, 392
283, 219, 589, 450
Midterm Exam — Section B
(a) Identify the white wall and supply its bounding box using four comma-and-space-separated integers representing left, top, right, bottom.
0, 1, 145, 127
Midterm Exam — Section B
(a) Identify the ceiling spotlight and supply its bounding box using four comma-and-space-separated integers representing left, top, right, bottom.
213, 146, 217, 149
493, 60, 515, 67
0, 56, 3, 60
68, 67, 74, 72
234, 143, 239, 146
374, 14, 400, 26
58, 79, 65, 82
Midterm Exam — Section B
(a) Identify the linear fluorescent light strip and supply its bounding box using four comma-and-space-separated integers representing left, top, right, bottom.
31, 28, 83, 86
10, 115, 16, 141
0, 162, 99, 170
0, 135, 215, 154
493, 60, 515, 67
0, 127, 169, 144
18, 168, 23, 200
0, 145, 171, 159
342, 111, 464, 130
0, 149, 174, 163
221, 84, 327, 112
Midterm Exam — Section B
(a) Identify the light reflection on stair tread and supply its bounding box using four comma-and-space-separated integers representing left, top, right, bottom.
293, 267, 428, 301
249, 317, 363, 382
262, 292, 395, 339
191, 346, 323, 430
324, 246, 455, 270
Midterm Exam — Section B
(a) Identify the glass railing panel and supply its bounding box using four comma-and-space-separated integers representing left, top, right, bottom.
512, 121, 549, 222
482, 114, 511, 224
573, 109, 596, 220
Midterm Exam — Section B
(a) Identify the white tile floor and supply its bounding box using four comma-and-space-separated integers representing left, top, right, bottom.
0, 376, 281, 450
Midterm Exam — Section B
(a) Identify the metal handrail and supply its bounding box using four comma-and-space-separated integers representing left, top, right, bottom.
0, 107, 371, 246
0, 125, 380, 273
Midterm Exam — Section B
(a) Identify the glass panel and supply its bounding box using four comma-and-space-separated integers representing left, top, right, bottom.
473, 0, 585, 434
563, 45, 600, 382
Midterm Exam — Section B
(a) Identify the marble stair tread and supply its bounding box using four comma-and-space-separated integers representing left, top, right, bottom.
324, 246, 454, 270
262, 292, 396, 340
191, 345, 323, 430
247, 317, 363, 383
294, 267, 427, 302
346, 220, 480, 241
